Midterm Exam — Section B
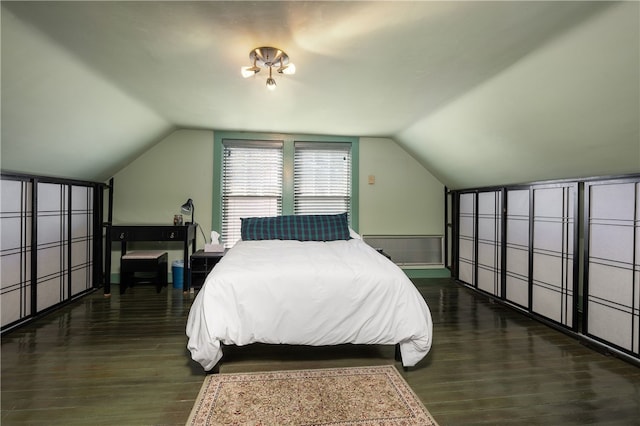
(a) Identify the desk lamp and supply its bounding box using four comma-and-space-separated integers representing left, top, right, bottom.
181, 198, 195, 225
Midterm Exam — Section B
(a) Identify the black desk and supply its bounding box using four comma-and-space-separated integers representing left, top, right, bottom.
104, 224, 196, 295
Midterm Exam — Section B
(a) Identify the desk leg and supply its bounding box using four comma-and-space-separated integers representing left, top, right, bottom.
183, 241, 189, 292
104, 238, 112, 296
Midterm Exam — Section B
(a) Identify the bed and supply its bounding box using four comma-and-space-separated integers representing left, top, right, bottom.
186, 214, 433, 372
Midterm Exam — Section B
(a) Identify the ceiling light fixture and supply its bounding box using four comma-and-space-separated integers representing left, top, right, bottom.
241, 46, 295, 90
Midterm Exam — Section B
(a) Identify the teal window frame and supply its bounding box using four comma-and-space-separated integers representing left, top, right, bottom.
213, 131, 359, 239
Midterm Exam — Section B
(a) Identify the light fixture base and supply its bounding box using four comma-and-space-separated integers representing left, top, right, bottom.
249, 47, 290, 68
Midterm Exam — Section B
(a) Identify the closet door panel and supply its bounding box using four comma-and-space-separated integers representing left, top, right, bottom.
636, 193, 640, 355
590, 182, 635, 219
532, 253, 565, 323
505, 189, 530, 307
585, 180, 638, 356
507, 219, 529, 247
477, 266, 497, 295
70, 186, 93, 295
588, 302, 634, 351
477, 191, 501, 296
71, 240, 91, 295
531, 185, 575, 329
458, 238, 474, 284
0, 179, 32, 327
457, 193, 476, 286
532, 286, 563, 322
590, 223, 633, 263
36, 183, 68, 311
506, 275, 528, 307
38, 215, 66, 245
506, 248, 528, 306
589, 263, 633, 306
477, 246, 499, 295
534, 221, 565, 252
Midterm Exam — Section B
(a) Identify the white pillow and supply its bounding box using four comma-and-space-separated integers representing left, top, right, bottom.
349, 227, 362, 240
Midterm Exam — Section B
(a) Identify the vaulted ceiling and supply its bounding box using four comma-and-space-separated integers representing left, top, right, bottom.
1, 1, 638, 189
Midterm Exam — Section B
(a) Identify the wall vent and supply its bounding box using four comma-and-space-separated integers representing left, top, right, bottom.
363, 235, 443, 267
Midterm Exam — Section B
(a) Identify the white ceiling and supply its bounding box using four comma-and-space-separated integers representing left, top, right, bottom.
1, 1, 638, 188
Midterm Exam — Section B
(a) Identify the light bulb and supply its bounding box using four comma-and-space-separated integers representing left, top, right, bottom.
282, 63, 296, 75
241, 67, 254, 78
266, 77, 277, 91
241, 66, 260, 78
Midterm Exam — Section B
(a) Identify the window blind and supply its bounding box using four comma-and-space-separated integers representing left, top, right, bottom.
221, 140, 283, 247
294, 142, 351, 217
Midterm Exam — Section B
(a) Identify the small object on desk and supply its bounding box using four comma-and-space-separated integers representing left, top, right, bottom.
174, 214, 183, 226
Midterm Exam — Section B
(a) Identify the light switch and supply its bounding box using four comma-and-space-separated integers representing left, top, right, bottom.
368, 175, 375, 185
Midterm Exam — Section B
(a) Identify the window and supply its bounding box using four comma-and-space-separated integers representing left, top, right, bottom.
294, 142, 351, 215
221, 140, 283, 247
214, 132, 359, 248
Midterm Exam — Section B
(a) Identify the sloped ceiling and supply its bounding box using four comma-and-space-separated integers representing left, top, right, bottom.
1, 1, 638, 188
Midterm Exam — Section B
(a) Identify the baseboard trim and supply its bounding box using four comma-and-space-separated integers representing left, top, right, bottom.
402, 268, 451, 279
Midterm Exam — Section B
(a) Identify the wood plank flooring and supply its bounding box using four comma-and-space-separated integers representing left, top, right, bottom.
2, 278, 639, 425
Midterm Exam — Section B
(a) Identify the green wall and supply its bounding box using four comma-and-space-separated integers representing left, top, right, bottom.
358, 137, 443, 236
110, 129, 214, 276
110, 130, 445, 279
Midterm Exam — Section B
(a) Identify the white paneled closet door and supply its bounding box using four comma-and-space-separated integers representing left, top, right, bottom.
36, 182, 69, 311
531, 184, 577, 329
477, 191, 502, 297
505, 189, 530, 308
457, 192, 476, 286
71, 186, 93, 296
585, 179, 639, 356
0, 179, 32, 328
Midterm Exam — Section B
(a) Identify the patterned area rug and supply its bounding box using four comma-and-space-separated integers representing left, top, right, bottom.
186, 365, 439, 425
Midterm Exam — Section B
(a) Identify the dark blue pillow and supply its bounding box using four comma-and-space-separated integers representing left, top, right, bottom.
241, 213, 350, 242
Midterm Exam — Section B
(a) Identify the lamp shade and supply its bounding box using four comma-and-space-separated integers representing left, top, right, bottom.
181, 198, 193, 214
181, 198, 195, 224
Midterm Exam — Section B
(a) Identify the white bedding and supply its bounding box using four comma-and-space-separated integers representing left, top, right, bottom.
186, 238, 433, 371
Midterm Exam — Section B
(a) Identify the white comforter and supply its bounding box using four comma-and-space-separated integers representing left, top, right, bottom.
186, 238, 433, 371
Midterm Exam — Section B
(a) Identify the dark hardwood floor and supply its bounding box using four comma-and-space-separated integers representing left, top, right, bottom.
2, 278, 639, 425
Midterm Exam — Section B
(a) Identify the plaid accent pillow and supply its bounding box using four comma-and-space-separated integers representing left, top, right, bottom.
241, 213, 351, 242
